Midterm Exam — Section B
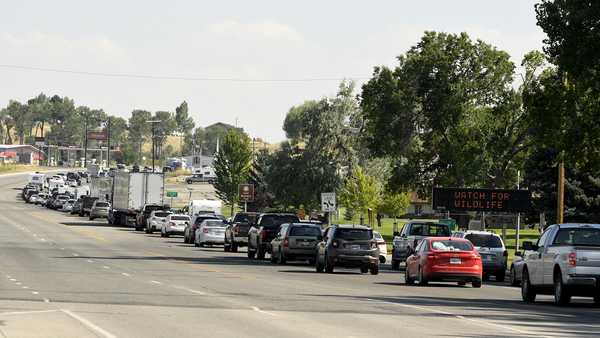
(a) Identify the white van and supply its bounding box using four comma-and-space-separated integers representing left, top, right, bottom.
187, 199, 222, 216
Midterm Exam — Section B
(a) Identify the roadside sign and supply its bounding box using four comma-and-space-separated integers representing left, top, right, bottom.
87, 130, 108, 140
239, 184, 254, 202
321, 192, 336, 212
432, 187, 531, 213
166, 191, 178, 198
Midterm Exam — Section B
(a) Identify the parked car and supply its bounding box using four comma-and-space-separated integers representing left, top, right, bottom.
35, 193, 48, 206
373, 231, 388, 264
452, 230, 508, 281
29, 194, 39, 204
145, 210, 172, 234
270, 223, 322, 265
224, 212, 259, 252
186, 174, 212, 184
80, 196, 99, 216
315, 225, 379, 275
161, 214, 191, 237
184, 213, 220, 244
71, 198, 83, 215
89, 201, 110, 220
509, 251, 527, 286
405, 237, 482, 287
391, 221, 451, 270
135, 204, 168, 231
52, 194, 70, 210
62, 199, 76, 212
195, 219, 227, 247
520, 223, 600, 305
247, 213, 300, 259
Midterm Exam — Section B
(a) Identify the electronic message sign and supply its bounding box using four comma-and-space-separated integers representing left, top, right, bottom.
433, 187, 531, 213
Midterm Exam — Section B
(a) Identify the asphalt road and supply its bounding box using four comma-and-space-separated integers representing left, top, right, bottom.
1, 173, 599, 338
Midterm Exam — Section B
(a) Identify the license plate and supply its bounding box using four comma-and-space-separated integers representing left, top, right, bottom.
450, 258, 461, 265
351, 245, 361, 250
301, 241, 312, 246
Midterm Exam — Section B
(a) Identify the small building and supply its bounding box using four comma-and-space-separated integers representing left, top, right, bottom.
406, 192, 433, 216
0, 145, 45, 165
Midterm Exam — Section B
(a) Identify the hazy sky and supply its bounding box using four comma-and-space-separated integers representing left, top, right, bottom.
0, 0, 546, 142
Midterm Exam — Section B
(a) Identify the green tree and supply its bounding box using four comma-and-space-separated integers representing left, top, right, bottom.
361, 32, 524, 193
152, 111, 176, 160
378, 191, 410, 219
128, 110, 152, 163
338, 167, 381, 222
213, 129, 253, 215
174, 101, 195, 156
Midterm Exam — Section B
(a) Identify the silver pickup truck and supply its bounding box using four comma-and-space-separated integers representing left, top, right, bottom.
520, 223, 600, 305
391, 221, 451, 270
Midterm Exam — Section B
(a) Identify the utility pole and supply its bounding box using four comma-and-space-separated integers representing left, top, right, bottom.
84, 113, 89, 168
146, 120, 160, 173
106, 117, 111, 167
516, 170, 521, 253
557, 161, 565, 224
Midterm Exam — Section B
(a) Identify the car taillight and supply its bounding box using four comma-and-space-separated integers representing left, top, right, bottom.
169, 222, 176, 227
332, 240, 339, 248
568, 251, 577, 267
261, 231, 267, 241
203, 228, 209, 233
427, 253, 438, 260
283, 238, 289, 247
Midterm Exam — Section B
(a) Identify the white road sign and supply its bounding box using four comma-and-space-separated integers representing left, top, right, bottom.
321, 192, 336, 212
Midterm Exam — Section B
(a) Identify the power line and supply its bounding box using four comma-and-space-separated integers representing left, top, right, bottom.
0, 64, 370, 83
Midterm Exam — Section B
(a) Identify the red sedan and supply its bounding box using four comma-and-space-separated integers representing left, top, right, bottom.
405, 237, 482, 288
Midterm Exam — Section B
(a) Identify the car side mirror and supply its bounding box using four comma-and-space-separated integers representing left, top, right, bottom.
393, 231, 400, 237
522, 241, 536, 251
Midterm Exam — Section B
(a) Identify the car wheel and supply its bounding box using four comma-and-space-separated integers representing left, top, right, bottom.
231, 243, 238, 252
194, 241, 199, 247
270, 251, 277, 263
160, 231, 165, 238
417, 267, 428, 286
496, 269, 506, 283
324, 254, 334, 273
315, 255, 324, 273
360, 266, 369, 274
379, 256, 386, 264
472, 279, 482, 288
391, 259, 400, 271
145, 227, 151, 234
370, 264, 379, 275
457, 281, 466, 286
554, 270, 571, 305
405, 270, 414, 285
521, 268, 536, 303
509, 266, 519, 286
224, 241, 231, 252
164, 232, 170, 238
278, 250, 286, 265
89, 217, 94, 221
594, 294, 600, 306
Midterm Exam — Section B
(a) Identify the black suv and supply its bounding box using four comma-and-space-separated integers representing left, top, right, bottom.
224, 212, 259, 252
247, 213, 300, 259
315, 225, 379, 275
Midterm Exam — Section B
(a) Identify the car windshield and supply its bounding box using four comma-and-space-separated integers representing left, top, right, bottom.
171, 216, 190, 221
553, 228, 600, 246
465, 234, 503, 248
289, 226, 321, 237
195, 216, 217, 225
145, 206, 163, 213
233, 213, 258, 224
335, 228, 373, 240
260, 215, 299, 228
154, 212, 171, 217
58, 196, 69, 200
408, 223, 451, 236
95, 202, 109, 207
431, 240, 473, 251
204, 220, 226, 227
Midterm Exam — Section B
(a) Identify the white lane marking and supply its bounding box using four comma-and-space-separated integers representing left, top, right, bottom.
60, 248, 65, 250
33, 234, 37, 237
40, 238, 46, 241
150, 280, 162, 285
9, 278, 16, 282
31, 291, 39, 295
43, 298, 50, 303
87, 259, 94, 263
0, 309, 59, 316
22, 286, 29, 289
102, 266, 110, 269
15, 282, 21, 285
121, 273, 131, 277
172, 285, 207, 296
369, 299, 547, 337
61, 309, 118, 338
251, 306, 277, 317
72, 253, 79, 256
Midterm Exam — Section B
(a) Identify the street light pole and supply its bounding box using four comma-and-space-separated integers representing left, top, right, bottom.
106, 117, 111, 167
84, 114, 88, 168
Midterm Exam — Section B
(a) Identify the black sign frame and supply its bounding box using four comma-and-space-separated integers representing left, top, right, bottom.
433, 187, 531, 213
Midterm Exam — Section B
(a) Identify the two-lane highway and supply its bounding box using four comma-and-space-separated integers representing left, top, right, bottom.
1, 173, 599, 337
